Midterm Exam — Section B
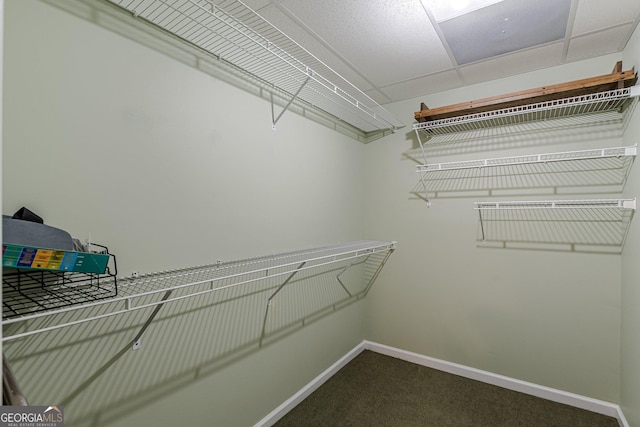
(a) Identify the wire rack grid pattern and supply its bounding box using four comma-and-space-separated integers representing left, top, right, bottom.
107, 0, 404, 133
475, 199, 636, 251
2, 240, 396, 342
413, 88, 638, 139
416, 145, 637, 195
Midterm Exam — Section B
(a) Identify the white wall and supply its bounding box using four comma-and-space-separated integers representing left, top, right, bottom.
3, 0, 367, 277
2, 1, 369, 425
363, 53, 628, 404
622, 22, 640, 427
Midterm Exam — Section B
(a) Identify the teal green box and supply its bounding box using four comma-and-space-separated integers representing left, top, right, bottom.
2, 244, 110, 274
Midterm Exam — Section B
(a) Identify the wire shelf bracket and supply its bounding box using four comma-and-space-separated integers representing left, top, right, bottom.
413, 128, 432, 206
271, 75, 310, 130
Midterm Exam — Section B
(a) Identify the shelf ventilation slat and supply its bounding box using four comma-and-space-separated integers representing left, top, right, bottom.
107, 0, 403, 133
2, 240, 396, 341
474, 199, 635, 253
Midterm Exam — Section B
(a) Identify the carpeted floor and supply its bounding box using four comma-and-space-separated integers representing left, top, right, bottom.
274, 350, 619, 426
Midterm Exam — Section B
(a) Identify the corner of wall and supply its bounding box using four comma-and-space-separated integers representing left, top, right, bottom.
620, 19, 640, 427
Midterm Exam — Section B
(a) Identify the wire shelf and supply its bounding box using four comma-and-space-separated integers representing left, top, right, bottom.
106, 0, 403, 133
475, 199, 636, 253
413, 88, 639, 139
2, 244, 118, 320
2, 240, 396, 341
417, 145, 637, 197
2, 270, 118, 320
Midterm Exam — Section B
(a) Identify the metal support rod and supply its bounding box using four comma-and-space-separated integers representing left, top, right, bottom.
267, 261, 306, 304
271, 76, 311, 130
414, 127, 428, 165
478, 208, 486, 243
60, 290, 173, 407
417, 171, 431, 207
414, 128, 431, 207
358, 249, 394, 296
335, 257, 370, 297
261, 250, 392, 345
260, 261, 306, 346
259, 302, 271, 347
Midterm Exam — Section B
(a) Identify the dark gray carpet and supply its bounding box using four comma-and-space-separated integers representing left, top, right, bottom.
275, 350, 618, 426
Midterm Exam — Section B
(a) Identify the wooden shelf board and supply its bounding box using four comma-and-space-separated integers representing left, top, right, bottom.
415, 61, 637, 123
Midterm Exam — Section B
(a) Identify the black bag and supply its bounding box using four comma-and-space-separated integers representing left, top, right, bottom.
12, 207, 44, 224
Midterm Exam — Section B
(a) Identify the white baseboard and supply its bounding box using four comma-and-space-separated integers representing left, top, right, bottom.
256, 340, 629, 427
363, 340, 629, 427
254, 342, 366, 427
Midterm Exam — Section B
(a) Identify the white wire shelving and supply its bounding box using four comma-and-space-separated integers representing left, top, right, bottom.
411, 87, 640, 206
409, 73, 639, 253
416, 145, 637, 200
2, 240, 396, 342
475, 199, 636, 253
413, 87, 640, 142
105, 0, 403, 134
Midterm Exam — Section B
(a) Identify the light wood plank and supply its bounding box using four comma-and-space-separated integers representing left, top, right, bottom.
415, 62, 637, 122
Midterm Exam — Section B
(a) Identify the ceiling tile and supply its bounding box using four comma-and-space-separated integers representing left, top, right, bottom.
364, 88, 395, 106
277, 0, 454, 86
372, 70, 464, 103
459, 42, 565, 84
566, 25, 635, 62
249, 4, 376, 91
572, 0, 640, 35
439, 0, 571, 65
208, 0, 640, 104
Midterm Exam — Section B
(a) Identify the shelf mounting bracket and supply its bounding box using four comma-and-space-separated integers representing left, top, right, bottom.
266, 261, 307, 305
478, 207, 486, 244
260, 261, 306, 347
414, 127, 432, 207
335, 256, 370, 297
271, 76, 311, 130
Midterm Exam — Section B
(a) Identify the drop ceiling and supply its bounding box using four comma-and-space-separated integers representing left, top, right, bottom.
230, 0, 640, 105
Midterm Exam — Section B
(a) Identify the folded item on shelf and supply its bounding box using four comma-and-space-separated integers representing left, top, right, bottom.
2, 215, 74, 251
